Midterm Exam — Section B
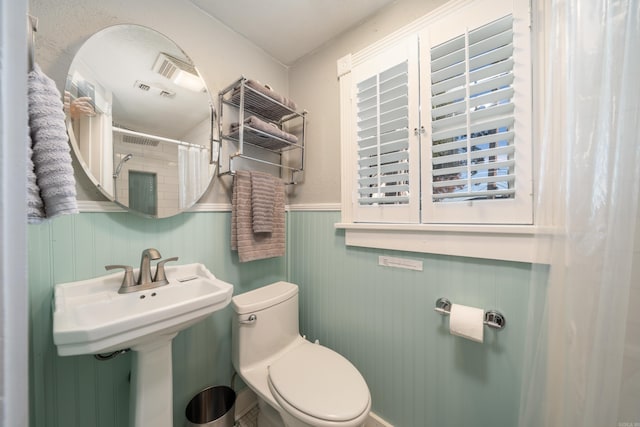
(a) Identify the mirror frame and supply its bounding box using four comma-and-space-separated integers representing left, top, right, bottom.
65, 24, 217, 218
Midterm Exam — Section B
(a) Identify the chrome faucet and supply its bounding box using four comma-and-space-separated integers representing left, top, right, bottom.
137, 248, 161, 286
106, 248, 179, 293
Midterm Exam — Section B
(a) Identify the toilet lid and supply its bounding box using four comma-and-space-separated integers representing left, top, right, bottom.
268, 343, 370, 422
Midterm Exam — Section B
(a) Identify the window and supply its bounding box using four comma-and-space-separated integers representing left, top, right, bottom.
342, 0, 532, 226
420, 0, 532, 224
429, 16, 516, 202
356, 62, 410, 207
350, 37, 420, 223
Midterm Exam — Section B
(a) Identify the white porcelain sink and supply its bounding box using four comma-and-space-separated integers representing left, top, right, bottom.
53, 262, 233, 427
53, 262, 233, 356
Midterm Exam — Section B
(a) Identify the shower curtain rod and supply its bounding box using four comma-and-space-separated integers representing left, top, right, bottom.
112, 126, 209, 150
27, 14, 38, 72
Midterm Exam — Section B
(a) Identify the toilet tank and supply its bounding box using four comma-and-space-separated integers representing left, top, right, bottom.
231, 281, 300, 370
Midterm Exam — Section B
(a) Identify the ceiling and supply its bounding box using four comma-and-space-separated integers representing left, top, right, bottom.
70, 25, 211, 139
189, 0, 396, 65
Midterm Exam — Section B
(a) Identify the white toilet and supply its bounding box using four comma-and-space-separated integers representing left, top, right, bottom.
231, 281, 371, 427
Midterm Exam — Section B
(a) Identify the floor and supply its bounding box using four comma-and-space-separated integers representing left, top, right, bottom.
236, 404, 259, 427
234, 405, 388, 427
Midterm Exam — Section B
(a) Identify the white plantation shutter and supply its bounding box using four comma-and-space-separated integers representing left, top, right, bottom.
421, 0, 532, 224
351, 38, 420, 223
357, 62, 410, 205
430, 15, 516, 202
341, 0, 531, 226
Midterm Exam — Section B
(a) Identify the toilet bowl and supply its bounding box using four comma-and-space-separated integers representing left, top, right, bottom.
231, 281, 371, 427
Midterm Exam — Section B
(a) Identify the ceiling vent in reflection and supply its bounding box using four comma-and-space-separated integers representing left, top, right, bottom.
135, 81, 151, 91
122, 134, 160, 147
152, 52, 205, 92
134, 80, 176, 98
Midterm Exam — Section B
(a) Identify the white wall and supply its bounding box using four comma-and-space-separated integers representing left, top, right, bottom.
287, 0, 448, 205
30, 0, 291, 205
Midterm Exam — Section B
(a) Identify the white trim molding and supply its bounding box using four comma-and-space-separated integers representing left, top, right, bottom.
187, 203, 232, 212
77, 201, 233, 213
336, 223, 552, 263
77, 200, 125, 212
76, 200, 341, 213
365, 411, 394, 427
341, 0, 473, 73
287, 203, 341, 212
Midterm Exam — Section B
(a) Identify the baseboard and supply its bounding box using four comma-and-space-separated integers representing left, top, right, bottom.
233, 388, 393, 427
365, 411, 394, 427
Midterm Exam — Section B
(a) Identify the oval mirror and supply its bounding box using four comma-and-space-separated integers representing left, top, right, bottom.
65, 24, 217, 218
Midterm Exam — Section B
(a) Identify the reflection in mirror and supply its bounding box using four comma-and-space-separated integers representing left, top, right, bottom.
65, 24, 217, 218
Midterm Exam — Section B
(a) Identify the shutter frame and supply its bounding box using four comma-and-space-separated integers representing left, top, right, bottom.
350, 38, 420, 223
420, 0, 533, 224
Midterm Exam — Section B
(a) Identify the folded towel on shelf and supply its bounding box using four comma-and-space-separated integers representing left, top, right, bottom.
230, 115, 298, 145
245, 79, 298, 111
231, 171, 285, 263
26, 131, 45, 223
28, 64, 78, 220
250, 171, 277, 233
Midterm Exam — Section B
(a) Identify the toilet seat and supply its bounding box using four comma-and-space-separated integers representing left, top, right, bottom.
267, 343, 370, 423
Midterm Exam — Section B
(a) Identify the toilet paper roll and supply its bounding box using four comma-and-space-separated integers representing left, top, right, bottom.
449, 304, 484, 343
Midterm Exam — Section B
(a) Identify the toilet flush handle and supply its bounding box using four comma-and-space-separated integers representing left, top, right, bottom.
239, 314, 257, 325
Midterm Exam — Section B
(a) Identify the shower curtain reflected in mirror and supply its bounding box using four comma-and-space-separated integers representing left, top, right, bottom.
519, 0, 640, 426
178, 145, 209, 209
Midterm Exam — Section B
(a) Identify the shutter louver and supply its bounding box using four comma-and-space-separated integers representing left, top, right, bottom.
430, 14, 516, 202
356, 61, 411, 206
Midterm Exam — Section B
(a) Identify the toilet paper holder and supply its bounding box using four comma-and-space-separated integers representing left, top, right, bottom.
434, 297, 506, 330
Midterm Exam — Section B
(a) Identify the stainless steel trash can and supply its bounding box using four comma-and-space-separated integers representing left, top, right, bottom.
185, 386, 236, 427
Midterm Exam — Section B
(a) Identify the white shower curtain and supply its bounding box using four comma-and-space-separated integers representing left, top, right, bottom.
179, 145, 210, 209
519, 0, 640, 426
179, 146, 196, 209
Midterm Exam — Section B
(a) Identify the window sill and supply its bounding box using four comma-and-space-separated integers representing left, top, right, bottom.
334, 222, 551, 263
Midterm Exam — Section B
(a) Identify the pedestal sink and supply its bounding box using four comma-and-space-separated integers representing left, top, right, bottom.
52, 263, 234, 427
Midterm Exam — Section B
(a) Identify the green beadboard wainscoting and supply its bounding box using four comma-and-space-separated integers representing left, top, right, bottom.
29, 210, 545, 427
287, 211, 546, 427
28, 212, 286, 427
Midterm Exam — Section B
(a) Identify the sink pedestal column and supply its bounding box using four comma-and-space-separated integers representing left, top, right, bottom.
129, 333, 178, 427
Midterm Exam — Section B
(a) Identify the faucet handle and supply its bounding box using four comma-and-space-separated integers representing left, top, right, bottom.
105, 265, 135, 293
153, 257, 179, 285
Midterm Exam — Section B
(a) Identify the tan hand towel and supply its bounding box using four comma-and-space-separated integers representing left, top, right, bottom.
231, 171, 285, 262
251, 171, 277, 233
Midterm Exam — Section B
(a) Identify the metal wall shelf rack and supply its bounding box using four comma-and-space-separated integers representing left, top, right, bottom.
217, 76, 306, 184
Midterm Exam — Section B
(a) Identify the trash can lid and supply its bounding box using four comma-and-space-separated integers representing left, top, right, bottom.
267, 343, 370, 422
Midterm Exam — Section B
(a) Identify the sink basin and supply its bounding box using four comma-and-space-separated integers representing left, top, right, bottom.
53, 261, 234, 427
53, 263, 233, 356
